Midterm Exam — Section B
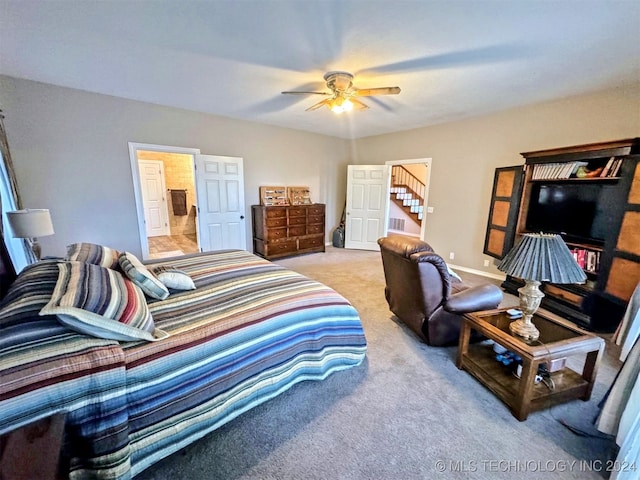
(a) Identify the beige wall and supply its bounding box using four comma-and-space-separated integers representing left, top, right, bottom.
1, 75, 638, 274
0, 75, 351, 258
354, 83, 640, 276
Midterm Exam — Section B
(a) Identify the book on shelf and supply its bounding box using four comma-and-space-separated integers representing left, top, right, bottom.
575, 249, 586, 269
600, 157, 615, 177
533, 161, 587, 180
586, 251, 598, 272
561, 162, 574, 178
610, 158, 623, 177
597, 157, 624, 178
550, 163, 563, 179
532, 159, 622, 180
572, 248, 600, 273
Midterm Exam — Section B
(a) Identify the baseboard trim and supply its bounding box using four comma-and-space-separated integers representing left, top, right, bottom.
448, 264, 506, 281
323, 245, 507, 281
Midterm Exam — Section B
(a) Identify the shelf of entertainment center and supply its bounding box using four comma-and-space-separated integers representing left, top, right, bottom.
564, 240, 602, 250
518, 235, 603, 251
550, 282, 595, 296
529, 177, 620, 183
517, 232, 603, 275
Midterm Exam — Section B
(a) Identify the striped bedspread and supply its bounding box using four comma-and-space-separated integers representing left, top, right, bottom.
0, 250, 367, 479
0, 260, 130, 475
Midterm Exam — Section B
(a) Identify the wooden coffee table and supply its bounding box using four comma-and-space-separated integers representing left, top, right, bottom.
456, 308, 605, 421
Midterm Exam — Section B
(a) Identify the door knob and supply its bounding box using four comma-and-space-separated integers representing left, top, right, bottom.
240, 215, 245, 219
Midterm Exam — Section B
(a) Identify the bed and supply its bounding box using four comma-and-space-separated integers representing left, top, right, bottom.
0, 243, 367, 479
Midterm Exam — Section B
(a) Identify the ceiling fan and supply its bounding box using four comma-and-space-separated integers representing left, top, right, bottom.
282, 71, 400, 113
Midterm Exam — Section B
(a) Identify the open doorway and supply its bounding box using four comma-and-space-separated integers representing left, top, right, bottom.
137, 150, 199, 259
386, 158, 432, 240
129, 143, 248, 259
343, 158, 432, 251
129, 143, 202, 259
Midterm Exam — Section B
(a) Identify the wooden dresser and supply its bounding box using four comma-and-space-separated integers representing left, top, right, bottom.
252, 204, 326, 259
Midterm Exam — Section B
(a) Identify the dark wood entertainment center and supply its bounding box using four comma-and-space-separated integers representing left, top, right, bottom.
484, 138, 640, 332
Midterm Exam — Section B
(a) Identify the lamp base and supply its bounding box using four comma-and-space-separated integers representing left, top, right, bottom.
510, 280, 544, 341
31, 239, 42, 261
509, 318, 540, 341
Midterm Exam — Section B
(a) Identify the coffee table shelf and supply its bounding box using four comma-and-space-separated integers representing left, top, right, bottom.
457, 308, 604, 421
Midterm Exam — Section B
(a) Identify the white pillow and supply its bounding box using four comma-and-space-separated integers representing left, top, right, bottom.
149, 265, 196, 291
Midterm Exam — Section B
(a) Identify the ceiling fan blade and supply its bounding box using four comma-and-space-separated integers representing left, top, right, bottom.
282, 91, 331, 95
306, 98, 332, 111
350, 98, 369, 110
355, 87, 401, 96
358, 45, 527, 75
366, 96, 394, 112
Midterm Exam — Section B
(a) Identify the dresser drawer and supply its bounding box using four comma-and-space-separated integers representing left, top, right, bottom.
308, 215, 324, 225
299, 236, 324, 250
307, 224, 324, 234
265, 207, 287, 219
266, 240, 297, 256
288, 207, 307, 217
288, 225, 306, 237
288, 216, 307, 226
266, 217, 287, 228
308, 205, 325, 216
267, 227, 287, 241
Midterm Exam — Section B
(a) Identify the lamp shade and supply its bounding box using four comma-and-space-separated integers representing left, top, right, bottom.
497, 233, 587, 284
6, 209, 55, 238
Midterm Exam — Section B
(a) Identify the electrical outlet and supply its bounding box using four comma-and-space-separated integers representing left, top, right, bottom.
484, 260, 490, 267
427, 206, 434, 213
449, 252, 455, 260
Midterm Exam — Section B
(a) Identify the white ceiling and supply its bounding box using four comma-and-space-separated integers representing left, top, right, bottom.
1, 0, 639, 139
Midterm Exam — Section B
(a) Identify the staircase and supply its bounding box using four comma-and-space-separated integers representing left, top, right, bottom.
390, 165, 425, 226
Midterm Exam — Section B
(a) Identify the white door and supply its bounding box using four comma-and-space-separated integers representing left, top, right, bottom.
138, 160, 170, 237
195, 154, 246, 251
345, 165, 391, 250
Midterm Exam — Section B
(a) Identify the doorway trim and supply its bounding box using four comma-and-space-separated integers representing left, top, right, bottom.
385, 157, 432, 240
128, 142, 201, 259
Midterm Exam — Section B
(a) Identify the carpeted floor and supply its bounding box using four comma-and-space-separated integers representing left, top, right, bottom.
137, 246, 620, 480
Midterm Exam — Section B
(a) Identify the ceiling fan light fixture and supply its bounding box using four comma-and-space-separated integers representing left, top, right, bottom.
283, 71, 399, 113
330, 96, 354, 114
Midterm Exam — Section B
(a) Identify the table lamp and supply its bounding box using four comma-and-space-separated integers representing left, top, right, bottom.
497, 233, 586, 341
6, 209, 55, 260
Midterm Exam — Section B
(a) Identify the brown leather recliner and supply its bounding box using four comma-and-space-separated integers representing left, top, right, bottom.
378, 235, 503, 346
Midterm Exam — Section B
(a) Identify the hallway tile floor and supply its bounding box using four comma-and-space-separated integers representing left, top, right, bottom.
148, 234, 198, 259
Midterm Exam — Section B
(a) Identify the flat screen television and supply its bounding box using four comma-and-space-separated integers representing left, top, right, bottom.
525, 183, 617, 244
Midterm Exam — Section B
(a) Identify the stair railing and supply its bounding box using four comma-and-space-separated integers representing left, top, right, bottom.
391, 165, 425, 203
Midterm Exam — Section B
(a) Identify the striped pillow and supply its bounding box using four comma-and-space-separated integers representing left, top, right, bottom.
119, 252, 169, 300
40, 261, 169, 342
0, 260, 60, 326
149, 265, 196, 291
65, 242, 121, 270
